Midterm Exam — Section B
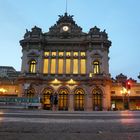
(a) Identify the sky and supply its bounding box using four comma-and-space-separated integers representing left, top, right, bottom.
0, 0, 140, 80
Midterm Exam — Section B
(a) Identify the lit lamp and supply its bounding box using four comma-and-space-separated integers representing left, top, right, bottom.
120, 87, 130, 110
0, 88, 7, 95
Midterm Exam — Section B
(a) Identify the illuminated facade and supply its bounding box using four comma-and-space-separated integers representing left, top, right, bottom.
18, 13, 112, 111
16, 12, 140, 111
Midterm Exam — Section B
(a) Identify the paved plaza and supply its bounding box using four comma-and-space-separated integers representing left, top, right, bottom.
0, 110, 140, 140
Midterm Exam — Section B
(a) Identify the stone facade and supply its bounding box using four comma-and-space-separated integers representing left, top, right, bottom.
1, 13, 140, 111
18, 13, 112, 111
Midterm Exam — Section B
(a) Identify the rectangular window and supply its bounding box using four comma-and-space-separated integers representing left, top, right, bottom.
51, 59, 56, 74
58, 59, 63, 74
73, 52, 78, 56
80, 52, 86, 56
66, 59, 71, 74
43, 59, 49, 74
66, 52, 71, 56
73, 59, 78, 74
52, 52, 56, 56
59, 52, 64, 56
44, 52, 49, 56
80, 59, 86, 74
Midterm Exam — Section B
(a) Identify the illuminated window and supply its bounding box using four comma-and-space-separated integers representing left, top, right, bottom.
29, 60, 36, 73
58, 59, 63, 74
73, 52, 78, 56
59, 52, 64, 56
66, 52, 71, 56
73, 59, 78, 74
58, 88, 69, 110
51, 59, 56, 74
43, 88, 54, 110
27, 88, 35, 98
66, 59, 71, 74
43, 59, 49, 74
93, 61, 100, 74
74, 88, 84, 111
80, 52, 86, 56
52, 52, 56, 56
92, 89, 102, 111
80, 59, 86, 74
44, 52, 49, 56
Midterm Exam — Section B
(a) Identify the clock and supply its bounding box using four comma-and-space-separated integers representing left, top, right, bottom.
62, 26, 69, 32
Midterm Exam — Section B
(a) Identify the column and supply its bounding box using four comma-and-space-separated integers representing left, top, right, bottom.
63, 51, 66, 74
68, 93, 74, 111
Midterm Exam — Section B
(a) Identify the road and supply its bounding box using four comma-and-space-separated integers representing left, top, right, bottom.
0, 110, 140, 140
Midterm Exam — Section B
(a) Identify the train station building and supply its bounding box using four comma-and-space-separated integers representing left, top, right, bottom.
0, 13, 140, 111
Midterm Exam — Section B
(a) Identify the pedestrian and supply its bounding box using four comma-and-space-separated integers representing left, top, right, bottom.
53, 93, 58, 111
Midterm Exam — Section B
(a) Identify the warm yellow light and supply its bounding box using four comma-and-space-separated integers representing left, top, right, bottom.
121, 87, 129, 95
0, 88, 7, 93
89, 73, 92, 77
67, 79, 76, 84
52, 79, 61, 84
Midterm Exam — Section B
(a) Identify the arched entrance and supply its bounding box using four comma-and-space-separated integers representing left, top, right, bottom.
58, 88, 69, 110
27, 88, 35, 97
42, 88, 54, 110
92, 88, 103, 111
74, 88, 85, 111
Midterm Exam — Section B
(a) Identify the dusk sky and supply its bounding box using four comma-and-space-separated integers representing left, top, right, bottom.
0, 0, 140, 80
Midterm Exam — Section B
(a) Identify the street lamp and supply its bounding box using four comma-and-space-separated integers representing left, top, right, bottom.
121, 87, 130, 110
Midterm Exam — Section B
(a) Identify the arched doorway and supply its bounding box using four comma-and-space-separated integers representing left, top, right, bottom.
74, 88, 85, 111
92, 88, 103, 111
58, 88, 69, 111
42, 88, 54, 110
27, 88, 35, 98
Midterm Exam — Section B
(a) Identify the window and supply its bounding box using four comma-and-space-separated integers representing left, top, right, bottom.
27, 88, 35, 98
74, 88, 84, 111
58, 59, 63, 74
80, 52, 86, 56
59, 52, 64, 56
51, 52, 56, 56
51, 59, 56, 74
73, 52, 78, 56
93, 61, 100, 74
29, 60, 36, 73
73, 59, 78, 74
66, 52, 71, 56
58, 88, 69, 110
43, 59, 49, 74
80, 59, 86, 74
66, 59, 71, 74
44, 52, 49, 56
92, 89, 102, 111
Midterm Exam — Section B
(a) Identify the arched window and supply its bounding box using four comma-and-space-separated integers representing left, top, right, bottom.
43, 88, 54, 110
93, 61, 100, 74
74, 88, 85, 111
58, 88, 69, 111
27, 88, 35, 98
29, 60, 36, 73
92, 88, 102, 111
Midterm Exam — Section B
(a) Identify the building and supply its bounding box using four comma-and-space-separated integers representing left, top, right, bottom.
0, 12, 140, 111
0, 66, 19, 97
18, 12, 112, 111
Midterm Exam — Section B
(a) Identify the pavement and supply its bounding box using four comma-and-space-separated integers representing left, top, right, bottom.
0, 109, 140, 140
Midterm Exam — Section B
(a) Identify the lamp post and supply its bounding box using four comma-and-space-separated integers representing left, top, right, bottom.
121, 87, 130, 110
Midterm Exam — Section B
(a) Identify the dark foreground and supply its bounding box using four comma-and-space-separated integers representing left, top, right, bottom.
0, 110, 140, 140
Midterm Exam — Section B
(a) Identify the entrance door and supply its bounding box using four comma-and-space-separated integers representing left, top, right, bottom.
43, 88, 54, 110
58, 88, 68, 110
74, 88, 84, 111
92, 89, 102, 111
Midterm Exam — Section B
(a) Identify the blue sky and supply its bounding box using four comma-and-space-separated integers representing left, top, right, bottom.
0, 0, 140, 80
